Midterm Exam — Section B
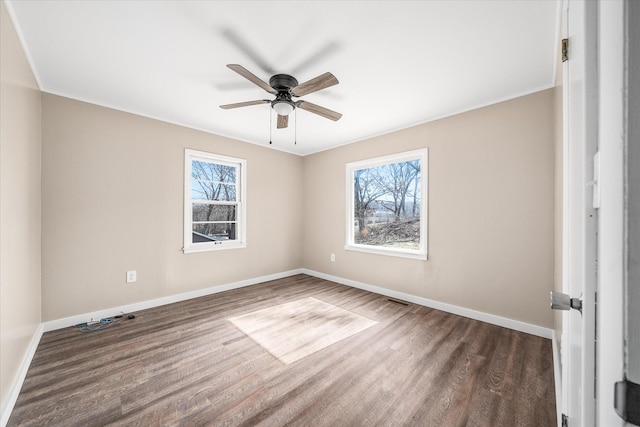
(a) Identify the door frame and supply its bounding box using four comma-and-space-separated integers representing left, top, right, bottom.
562, 1, 629, 426
561, 0, 598, 425
596, 1, 628, 426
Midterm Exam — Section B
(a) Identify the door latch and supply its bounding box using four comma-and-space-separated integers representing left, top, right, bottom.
550, 291, 583, 314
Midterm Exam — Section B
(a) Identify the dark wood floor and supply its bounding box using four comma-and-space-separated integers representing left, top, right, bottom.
8, 274, 556, 426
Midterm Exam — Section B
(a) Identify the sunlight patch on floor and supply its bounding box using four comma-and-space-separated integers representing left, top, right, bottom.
228, 297, 378, 364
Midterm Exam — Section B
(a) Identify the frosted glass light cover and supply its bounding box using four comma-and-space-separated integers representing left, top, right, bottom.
272, 101, 294, 116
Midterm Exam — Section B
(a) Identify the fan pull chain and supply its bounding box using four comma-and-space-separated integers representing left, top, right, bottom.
269, 107, 272, 145
294, 108, 297, 145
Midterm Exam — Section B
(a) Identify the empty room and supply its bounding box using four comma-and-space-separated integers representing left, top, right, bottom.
2, 1, 637, 426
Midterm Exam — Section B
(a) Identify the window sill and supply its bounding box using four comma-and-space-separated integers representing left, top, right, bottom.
344, 244, 427, 260
183, 242, 247, 254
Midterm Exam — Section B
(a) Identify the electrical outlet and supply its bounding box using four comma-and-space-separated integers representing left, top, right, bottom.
330, 253, 335, 262
126, 271, 137, 283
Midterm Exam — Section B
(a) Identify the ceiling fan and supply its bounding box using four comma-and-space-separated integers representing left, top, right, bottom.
219, 64, 342, 129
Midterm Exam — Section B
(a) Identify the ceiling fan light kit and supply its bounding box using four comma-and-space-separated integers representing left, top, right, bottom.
272, 101, 294, 116
220, 64, 342, 144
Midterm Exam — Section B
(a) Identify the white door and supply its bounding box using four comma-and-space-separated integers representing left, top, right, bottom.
561, 0, 597, 425
595, 1, 626, 426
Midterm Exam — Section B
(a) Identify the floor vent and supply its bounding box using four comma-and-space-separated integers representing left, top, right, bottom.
387, 298, 409, 306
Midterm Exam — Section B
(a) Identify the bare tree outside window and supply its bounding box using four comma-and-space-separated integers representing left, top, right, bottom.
191, 160, 238, 242
347, 149, 427, 259
353, 160, 420, 249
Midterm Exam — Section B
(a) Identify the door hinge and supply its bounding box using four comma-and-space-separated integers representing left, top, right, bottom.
614, 378, 640, 425
562, 38, 569, 62
562, 413, 569, 427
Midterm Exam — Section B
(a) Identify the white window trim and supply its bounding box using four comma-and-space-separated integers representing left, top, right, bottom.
345, 148, 428, 260
184, 149, 247, 254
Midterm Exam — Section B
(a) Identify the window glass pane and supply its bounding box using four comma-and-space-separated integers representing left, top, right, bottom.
191, 181, 236, 201
353, 159, 421, 250
192, 204, 236, 222
191, 160, 236, 183
192, 223, 237, 243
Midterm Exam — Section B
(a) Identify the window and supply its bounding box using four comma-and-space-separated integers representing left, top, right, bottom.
184, 149, 246, 253
346, 148, 428, 260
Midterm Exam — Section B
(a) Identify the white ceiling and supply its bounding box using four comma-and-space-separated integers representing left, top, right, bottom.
6, 1, 560, 156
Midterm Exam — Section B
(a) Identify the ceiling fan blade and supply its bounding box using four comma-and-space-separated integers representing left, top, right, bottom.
219, 99, 270, 109
277, 115, 289, 129
290, 41, 340, 75
221, 29, 276, 75
291, 72, 339, 97
297, 100, 342, 121
227, 64, 276, 94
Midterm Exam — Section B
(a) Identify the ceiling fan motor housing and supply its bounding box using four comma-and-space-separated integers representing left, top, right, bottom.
269, 74, 299, 92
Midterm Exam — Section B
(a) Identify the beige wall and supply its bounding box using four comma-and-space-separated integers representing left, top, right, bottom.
41, 94, 303, 321
303, 89, 556, 328
0, 1, 42, 410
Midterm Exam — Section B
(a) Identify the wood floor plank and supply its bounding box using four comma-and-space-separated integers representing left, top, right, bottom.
8, 274, 556, 426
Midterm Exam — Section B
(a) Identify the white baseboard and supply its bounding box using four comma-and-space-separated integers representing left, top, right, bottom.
301, 269, 554, 339
1, 323, 43, 427
42, 269, 304, 332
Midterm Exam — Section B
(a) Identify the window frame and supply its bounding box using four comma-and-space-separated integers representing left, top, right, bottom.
183, 149, 247, 254
345, 148, 428, 260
